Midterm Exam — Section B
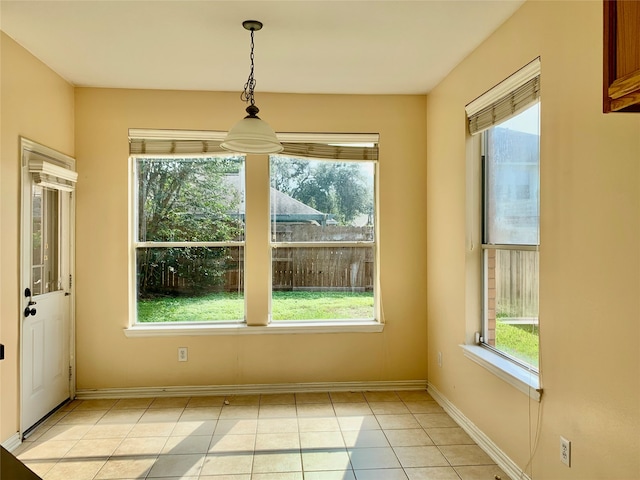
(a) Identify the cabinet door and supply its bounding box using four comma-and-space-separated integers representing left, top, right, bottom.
604, 0, 640, 113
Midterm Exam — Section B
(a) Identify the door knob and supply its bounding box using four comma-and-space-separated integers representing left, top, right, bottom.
24, 307, 36, 317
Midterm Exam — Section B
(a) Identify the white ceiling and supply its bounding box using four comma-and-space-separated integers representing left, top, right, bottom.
1, 0, 524, 95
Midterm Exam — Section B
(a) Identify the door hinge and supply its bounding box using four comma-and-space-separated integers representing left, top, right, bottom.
69, 274, 72, 289
69, 365, 72, 380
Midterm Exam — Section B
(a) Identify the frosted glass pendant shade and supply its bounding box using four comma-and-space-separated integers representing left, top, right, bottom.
221, 105, 283, 154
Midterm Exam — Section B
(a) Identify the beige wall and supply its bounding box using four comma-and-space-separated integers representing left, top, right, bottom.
73, 89, 428, 390
426, 1, 639, 479
6, 3, 638, 477
0, 32, 75, 442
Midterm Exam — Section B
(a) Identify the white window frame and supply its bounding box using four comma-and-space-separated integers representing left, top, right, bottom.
480, 119, 540, 368
125, 130, 383, 337
130, 152, 246, 326
268, 138, 379, 324
460, 60, 542, 401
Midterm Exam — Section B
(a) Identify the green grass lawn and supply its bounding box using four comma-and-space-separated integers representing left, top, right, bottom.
495, 321, 539, 368
138, 293, 537, 368
137, 292, 245, 323
137, 291, 374, 323
272, 291, 374, 320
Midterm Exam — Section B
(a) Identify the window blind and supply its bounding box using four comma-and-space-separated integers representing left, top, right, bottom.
129, 129, 378, 160
22, 139, 77, 192
129, 138, 226, 155
129, 130, 227, 155
466, 58, 541, 135
27, 154, 78, 192
279, 142, 378, 161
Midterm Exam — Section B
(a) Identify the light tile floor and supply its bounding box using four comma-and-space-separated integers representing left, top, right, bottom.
14, 390, 511, 480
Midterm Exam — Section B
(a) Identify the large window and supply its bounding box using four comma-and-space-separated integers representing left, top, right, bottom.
483, 103, 540, 369
465, 58, 541, 371
129, 130, 380, 328
133, 155, 245, 323
270, 155, 376, 321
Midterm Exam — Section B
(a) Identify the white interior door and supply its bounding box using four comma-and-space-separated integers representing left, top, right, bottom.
20, 139, 76, 436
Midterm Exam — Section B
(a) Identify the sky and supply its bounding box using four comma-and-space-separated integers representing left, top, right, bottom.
502, 102, 540, 135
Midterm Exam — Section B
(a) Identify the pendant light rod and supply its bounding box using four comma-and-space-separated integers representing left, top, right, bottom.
240, 20, 262, 108
221, 19, 283, 154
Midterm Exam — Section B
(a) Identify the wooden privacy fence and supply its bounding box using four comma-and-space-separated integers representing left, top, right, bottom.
271, 224, 374, 291
147, 246, 374, 294
486, 248, 538, 345
495, 249, 539, 317
139, 249, 243, 295
272, 247, 374, 291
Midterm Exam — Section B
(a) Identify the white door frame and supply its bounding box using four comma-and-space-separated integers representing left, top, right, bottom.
19, 137, 77, 436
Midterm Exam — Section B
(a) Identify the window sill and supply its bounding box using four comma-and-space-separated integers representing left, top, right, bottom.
460, 344, 542, 402
124, 320, 384, 338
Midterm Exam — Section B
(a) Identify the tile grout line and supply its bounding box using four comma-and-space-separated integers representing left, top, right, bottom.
17, 390, 506, 480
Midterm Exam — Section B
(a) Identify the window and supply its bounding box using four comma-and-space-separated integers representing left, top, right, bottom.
270, 155, 376, 321
128, 130, 380, 330
32, 186, 60, 295
131, 134, 246, 323
483, 103, 540, 369
466, 58, 541, 372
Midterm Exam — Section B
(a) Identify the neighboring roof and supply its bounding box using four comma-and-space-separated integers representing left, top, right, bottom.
270, 188, 322, 216
270, 188, 337, 225
224, 175, 336, 224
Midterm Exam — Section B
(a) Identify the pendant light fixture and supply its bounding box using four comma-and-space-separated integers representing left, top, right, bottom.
221, 20, 283, 154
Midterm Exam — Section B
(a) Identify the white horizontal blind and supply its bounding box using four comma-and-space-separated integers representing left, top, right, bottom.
28, 155, 78, 192
129, 129, 379, 160
280, 143, 378, 161
129, 130, 227, 155
466, 58, 541, 135
130, 139, 225, 155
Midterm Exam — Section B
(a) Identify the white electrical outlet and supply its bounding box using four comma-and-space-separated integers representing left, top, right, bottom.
178, 347, 188, 362
560, 436, 571, 467
437, 352, 443, 367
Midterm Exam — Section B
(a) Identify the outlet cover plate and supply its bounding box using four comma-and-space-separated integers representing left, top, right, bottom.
178, 347, 188, 362
560, 436, 571, 467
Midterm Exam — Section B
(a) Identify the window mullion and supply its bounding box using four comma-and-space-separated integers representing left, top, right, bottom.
244, 154, 271, 327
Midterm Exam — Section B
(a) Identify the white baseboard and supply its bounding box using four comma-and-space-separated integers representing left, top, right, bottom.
1, 433, 22, 453
77, 380, 427, 399
427, 382, 531, 480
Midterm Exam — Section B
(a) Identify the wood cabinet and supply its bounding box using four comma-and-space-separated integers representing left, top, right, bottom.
603, 0, 640, 113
